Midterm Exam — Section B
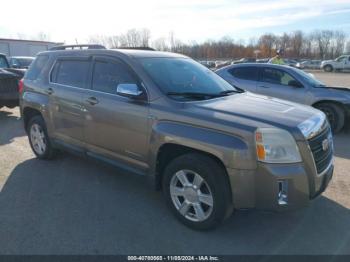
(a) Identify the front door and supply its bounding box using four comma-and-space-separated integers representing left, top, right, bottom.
83, 56, 150, 173
256, 67, 307, 104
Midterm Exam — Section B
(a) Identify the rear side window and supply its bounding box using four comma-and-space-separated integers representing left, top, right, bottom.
229, 67, 258, 81
51, 60, 90, 88
25, 55, 49, 80
92, 60, 138, 95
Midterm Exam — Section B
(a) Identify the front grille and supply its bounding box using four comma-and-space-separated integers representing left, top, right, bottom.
0, 78, 18, 93
308, 126, 333, 174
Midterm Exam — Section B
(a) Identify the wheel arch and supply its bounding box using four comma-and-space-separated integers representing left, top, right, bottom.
312, 100, 347, 113
22, 107, 43, 132
154, 143, 231, 191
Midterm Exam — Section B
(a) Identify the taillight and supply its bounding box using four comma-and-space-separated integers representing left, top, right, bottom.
18, 79, 24, 94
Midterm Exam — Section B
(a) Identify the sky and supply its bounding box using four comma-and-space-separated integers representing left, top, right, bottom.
0, 0, 349, 44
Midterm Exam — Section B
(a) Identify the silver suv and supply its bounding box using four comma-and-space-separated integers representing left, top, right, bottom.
20, 46, 334, 230
216, 63, 350, 132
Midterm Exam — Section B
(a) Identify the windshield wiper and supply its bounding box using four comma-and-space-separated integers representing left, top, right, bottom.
166, 92, 223, 98
219, 89, 242, 95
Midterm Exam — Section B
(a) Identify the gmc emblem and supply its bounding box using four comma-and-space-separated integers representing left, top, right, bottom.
322, 138, 330, 151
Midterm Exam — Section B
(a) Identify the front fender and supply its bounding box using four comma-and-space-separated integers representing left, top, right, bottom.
148, 121, 256, 176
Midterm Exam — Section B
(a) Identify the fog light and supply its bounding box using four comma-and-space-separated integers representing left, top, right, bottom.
278, 180, 288, 205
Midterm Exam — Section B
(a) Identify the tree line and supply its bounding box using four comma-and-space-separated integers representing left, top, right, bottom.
90, 28, 349, 60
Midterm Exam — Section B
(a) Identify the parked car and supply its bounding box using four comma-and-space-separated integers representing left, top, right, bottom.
9, 56, 34, 69
256, 58, 269, 63
296, 60, 321, 70
0, 53, 25, 110
232, 58, 256, 64
215, 60, 231, 69
216, 63, 350, 132
21, 46, 333, 230
283, 59, 298, 67
321, 55, 350, 72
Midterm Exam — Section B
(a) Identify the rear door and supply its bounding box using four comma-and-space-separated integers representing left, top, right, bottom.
82, 56, 150, 173
256, 67, 307, 103
48, 57, 91, 147
227, 66, 258, 92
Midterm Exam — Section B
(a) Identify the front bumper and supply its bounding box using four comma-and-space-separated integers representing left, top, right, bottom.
227, 161, 333, 211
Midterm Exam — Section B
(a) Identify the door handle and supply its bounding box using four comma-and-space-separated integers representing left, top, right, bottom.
46, 88, 54, 95
259, 85, 270, 88
86, 96, 99, 105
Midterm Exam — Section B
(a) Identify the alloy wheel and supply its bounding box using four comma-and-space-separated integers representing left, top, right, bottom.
30, 123, 47, 155
170, 169, 214, 222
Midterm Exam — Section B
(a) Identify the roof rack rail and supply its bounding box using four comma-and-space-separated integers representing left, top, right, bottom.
49, 44, 106, 51
117, 47, 156, 51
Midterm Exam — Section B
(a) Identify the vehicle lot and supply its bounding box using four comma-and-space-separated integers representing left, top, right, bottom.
0, 99, 350, 254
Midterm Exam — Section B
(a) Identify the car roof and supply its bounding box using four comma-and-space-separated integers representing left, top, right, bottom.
10, 56, 35, 59
38, 48, 188, 59
217, 62, 297, 72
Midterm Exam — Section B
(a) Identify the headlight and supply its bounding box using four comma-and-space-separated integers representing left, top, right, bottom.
298, 111, 326, 139
255, 128, 301, 163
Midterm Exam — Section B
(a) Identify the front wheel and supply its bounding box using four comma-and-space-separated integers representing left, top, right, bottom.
315, 103, 345, 133
27, 115, 56, 159
162, 153, 233, 230
323, 65, 333, 72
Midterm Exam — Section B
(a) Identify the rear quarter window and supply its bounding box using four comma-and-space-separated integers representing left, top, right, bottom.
25, 55, 49, 80
229, 67, 258, 81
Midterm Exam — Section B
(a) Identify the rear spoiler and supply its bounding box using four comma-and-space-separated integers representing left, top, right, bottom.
49, 44, 106, 50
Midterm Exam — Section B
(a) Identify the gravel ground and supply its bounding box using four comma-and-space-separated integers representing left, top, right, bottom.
0, 91, 349, 255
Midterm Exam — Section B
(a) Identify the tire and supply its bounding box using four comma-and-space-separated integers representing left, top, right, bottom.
315, 103, 345, 133
324, 65, 333, 72
162, 153, 233, 230
27, 115, 56, 159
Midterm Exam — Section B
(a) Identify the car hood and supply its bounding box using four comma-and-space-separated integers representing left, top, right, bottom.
321, 60, 334, 64
187, 92, 320, 137
322, 86, 350, 92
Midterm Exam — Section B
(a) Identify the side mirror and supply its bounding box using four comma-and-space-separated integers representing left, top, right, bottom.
288, 80, 303, 88
116, 83, 145, 99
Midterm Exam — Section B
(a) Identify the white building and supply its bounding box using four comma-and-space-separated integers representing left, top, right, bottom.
0, 38, 63, 57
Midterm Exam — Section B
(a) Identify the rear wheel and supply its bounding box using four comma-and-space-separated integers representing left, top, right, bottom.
162, 153, 233, 230
27, 115, 56, 159
324, 65, 333, 72
315, 103, 345, 133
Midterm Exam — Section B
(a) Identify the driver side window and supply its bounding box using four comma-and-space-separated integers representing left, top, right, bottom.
261, 68, 300, 87
92, 60, 139, 95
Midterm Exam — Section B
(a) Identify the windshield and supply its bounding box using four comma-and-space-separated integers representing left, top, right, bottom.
18, 58, 34, 67
139, 57, 237, 99
335, 56, 346, 62
294, 68, 325, 87
14, 57, 34, 67
0, 56, 9, 68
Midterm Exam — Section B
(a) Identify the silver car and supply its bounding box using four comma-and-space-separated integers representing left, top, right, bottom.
216, 63, 350, 132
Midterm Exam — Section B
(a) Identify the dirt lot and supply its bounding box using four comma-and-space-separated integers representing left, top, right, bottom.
0, 91, 349, 254
306, 70, 350, 88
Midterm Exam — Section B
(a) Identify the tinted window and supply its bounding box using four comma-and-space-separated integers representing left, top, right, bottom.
230, 67, 258, 81
261, 68, 298, 86
139, 58, 236, 95
0, 56, 9, 68
92, 60, 138, 94
17, 58, 34, 67
26, 55, 49, 80
53, 60, 90, 88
